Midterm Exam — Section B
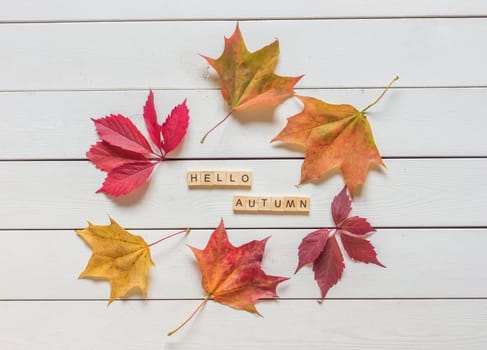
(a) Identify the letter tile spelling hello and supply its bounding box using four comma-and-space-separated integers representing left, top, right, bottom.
187, 170, 252, 188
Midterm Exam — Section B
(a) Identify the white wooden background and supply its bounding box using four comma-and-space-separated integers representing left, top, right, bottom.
1, 1, 486, 349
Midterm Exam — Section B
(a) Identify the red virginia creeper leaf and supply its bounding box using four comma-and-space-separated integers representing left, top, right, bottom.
295, 186, 384, 299
92, 114, 153, 155
161, 100, 189, 154
143, 90, 162, 149
331, 186, 352, 225
340, 216, 375, 236
295, 229, 329, 273
87, 141, 146, 172
312, 235, 344, 299
340, 234, 385, 267
88, 91, 190, 197
97, 161, 156, 196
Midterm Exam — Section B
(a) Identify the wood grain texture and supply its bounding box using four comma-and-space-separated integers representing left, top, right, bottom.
0, 229, 484, 300
1, 0, 486, 21
1, 88, 486, 159
0, 159, 484, 229
2, 20, 487, 90
1, 300, 486, 349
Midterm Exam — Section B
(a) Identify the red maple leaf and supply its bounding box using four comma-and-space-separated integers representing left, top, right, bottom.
295, 187, 385, 299
87, 91, 189, 196
168, 219, 288, 336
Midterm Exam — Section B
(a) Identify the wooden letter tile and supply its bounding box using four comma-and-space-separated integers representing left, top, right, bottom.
283, 197, 298, 212
200, 171, 214, 185
226, 172, 238, 185
233, 195, 247, 212
235, 171, 252, 187
214, 171, 227, 185
245, 197, 259, 212
258, 196, 272, 212
295, 197, 310, 213
270, 197, 285, 212
187, 171, 201, 187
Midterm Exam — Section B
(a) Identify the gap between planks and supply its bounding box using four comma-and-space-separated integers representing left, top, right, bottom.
1, 297, 487, 302
1, 15, 487, 25
1, 156, 487, 162
1, 226, 487, 231
2, 85, 487, 93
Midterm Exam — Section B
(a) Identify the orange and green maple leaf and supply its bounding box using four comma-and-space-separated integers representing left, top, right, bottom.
272, 76, 398, 195
168, 219, 288, 335
200, 23, 302, 142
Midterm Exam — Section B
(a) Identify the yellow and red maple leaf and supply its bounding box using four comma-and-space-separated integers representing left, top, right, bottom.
200, 24, 302, 142
272, 77, 398, 195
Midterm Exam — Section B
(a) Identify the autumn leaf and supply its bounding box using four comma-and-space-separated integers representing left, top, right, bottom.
200, 23, 302, 143
76, 217, 189, 304
168, 219, 288, 335
92, 114, 153, 154
96, 161, 158, 196
272, 76, 398, 195
295, 187, 385, 299
86, 141, 147, 172
87, 90, 189, 196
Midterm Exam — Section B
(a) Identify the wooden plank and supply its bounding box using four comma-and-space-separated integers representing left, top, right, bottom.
0, 159, 484, 229
1, 20, 487, 90
0, 300, 486, 349
1, 88, 486, 160
0, 229, 485, 299
1, 0, 486, 22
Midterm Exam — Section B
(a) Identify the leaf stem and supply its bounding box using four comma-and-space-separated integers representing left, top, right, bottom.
361, 76, 399, 113
157, 149, 166, 160
147, 228, 190, 247
200, 110, 234, 143
150, 153, 164, 162
167, 295, 211, 336
151, 149, 163, 159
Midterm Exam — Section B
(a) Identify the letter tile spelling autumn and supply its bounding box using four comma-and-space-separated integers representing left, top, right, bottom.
233, 195, 310, 214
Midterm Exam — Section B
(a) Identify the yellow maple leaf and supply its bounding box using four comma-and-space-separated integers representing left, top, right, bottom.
76, 217, 154, 304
